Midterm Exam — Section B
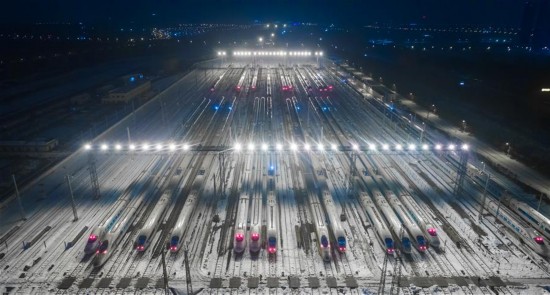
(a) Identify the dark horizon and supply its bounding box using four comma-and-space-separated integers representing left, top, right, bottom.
0, 0, 526, 27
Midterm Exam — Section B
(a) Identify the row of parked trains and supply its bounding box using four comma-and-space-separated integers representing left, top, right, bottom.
83, 173, 549, 267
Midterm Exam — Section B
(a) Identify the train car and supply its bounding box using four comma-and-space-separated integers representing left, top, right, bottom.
503, 196, 550, 240
249, 192, 262, 253
169, 191, 198, 252
266, 192, 278, 254
234, 193, 249, 253
399, 193, 441, 248
236, 70, 246, 92
485, 199, 549, 257
84, 194, 131, 254
135, 193, 170, 252
321, 190, 346, 253
94, 203, 140, 267
386, 191, 427, 252
309, 193, 331, 261
359, 192, 394, 254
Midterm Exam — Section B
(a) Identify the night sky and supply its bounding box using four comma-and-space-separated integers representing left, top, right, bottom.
1, 0, 525, 26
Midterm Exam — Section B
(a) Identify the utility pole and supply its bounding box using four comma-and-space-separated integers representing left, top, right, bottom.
161, 247, 169, 295
478, 174, 490, 221
12, 174, 26, 221
66, 175, 78, 221
88, 151, 101, 200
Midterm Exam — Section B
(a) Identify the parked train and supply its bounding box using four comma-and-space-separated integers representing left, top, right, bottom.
84, 194, 131, 254
267, 191, 278, 254
321, 190, 346, 253
399, 193, 441, 248
359, 192, 394, 254
503, 196, 550, 240
94, 203, 140, 267
249, 192, 262, 253
310, 192, 331, 261
135, 193, 170, 252
169, 191, 198, 252
234, 193, 249, 253
485, 199, 549, 257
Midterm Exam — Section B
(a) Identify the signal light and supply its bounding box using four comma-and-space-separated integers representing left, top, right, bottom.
251, 233, 260, 241
534, 236, 544, 245
236, 233, 244, 242
427, 228, 437, 236
170, 245, 178, 252
386, 248, 394, 254
88, 235, 97, 242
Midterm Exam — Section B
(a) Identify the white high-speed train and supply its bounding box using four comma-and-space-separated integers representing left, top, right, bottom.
135, 193, 170, 252
233, 193, 249, 253
169, 191, 198, 253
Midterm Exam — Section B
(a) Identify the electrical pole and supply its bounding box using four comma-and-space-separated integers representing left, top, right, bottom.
66, 175, 78, 221
478, 174, 490, 221
161, 247, 169, 295
12, 174, 26, 221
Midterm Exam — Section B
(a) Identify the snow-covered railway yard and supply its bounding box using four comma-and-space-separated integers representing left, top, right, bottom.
1, 55, 550, 294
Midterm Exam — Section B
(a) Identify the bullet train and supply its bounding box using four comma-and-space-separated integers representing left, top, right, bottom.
310, 193, 331, 261
234, 193, 249, 253
399, 193, 441, 248
266, 191, 278, 254
94, 203, 140, 267
485, 199, 549, 257
386, 190, 427, 252
135, 192, 170, 252
169, 191, 198, 253
84, 194, 131, 254
503, 196, 550, 240
249, 192, 262, 253
359, 192, 394, 254
322, 190, 346, 253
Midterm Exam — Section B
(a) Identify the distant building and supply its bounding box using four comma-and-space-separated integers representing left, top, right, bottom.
102, 80, 151, 104
0, 139, 58, 153
70, 93, 90, 105
519, 0, 550, 49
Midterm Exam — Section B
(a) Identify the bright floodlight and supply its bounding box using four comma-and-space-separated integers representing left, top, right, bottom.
247, 143, 255, 151
382, 144, 389, 150
408, 144, 416, 151
352, 144, 359, 150
320, 52, 323, 56
395, 144, 403, 150
115, 144, 122, 150
331, 143, 338, 151
101, 144, 108, 151
234, 143, 242, 151
461, 144, 469, 151
369, 144, 376, 151
304, 143, 311, 151
261, 143, 268, 151
448, 144, 456, 150
435, 144, 442, 150
84, 143, 92, 150
422, 144, 429, 150
156, 144, 163, 151
317, 144, 324, 151
169, 143, 176, 151
290, 143, 298, 151
142, 143, 150, 151
129, 144, 136, 150
276, 143, 283, 151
